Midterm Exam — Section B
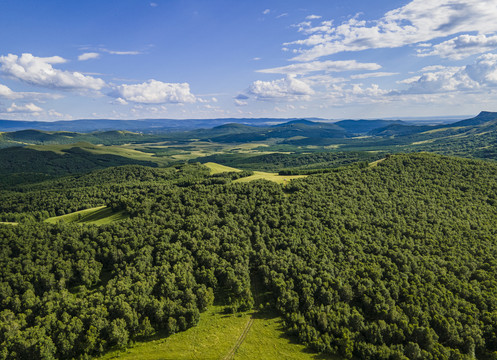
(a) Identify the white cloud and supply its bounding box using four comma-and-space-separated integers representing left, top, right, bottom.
0, 53, 106, 90
277, 13, 288, 18
287, 0, 497, 61
48, 109, 64, 118
150, 2, 158, 7
6, 102, 43, 113
78, 52, 100, 61
351, 72, 399, 79
247, 75, 314, 101
397, 54, 497, 94
397, 66, 476, 94
0, 82, 62, 100
465, 53, 497, 85
114, 97, 129, 105
419, 65, 446, 72
320, 82, 390, 105
104, 49, 141, 55
113, 79, 197, 104
0, 84, 16, 98
263, 9, 270, 15
306, 15, 322, 20
418, 34, 497, 60
304, 74, 348, 86
257, 60, 381, 75
234, 99, 248, 106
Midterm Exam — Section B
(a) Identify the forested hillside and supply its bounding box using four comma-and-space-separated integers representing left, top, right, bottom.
1, 153, 497, 359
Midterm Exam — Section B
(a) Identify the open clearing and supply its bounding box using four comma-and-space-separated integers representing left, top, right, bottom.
369, 158, 386, 167
234, 171, 306, 184
204, 162, 242, 174
421, 126, 464, 134
203, 162, 306, 184
45, 206, 128, 225
28, 142, 170, 166
99, 305, 335, 360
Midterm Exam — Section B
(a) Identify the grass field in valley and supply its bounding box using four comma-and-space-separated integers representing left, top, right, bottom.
203, 162, 242, 174
203, 162, 306, 184
233, 171, 306, 184
44, 206, 128, 225
98, 305, 336, 360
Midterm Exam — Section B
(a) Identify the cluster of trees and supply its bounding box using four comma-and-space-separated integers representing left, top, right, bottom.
0, 146, 157, 189
255, 154, 497, 359
196, 151, 384, 172
2, 153, 497, 359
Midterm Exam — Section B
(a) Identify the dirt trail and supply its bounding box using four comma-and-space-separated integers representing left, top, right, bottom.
221, 315, 254, 360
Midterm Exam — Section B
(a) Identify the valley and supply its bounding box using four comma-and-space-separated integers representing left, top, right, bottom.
2, 113, 497, 359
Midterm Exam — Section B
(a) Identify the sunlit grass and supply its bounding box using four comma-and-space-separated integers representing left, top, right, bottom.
98, 305, 337, 360
204, 162, 242, 174
234, 171, 306, 184
45, 206, 128, 225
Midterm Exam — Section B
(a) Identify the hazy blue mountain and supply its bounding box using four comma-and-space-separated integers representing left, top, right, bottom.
369, 111, 497, 137
0, 118, 326, 133
334, 119, 406, 134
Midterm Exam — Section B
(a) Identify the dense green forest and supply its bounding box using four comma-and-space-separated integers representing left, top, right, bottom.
2, 153, 497, 359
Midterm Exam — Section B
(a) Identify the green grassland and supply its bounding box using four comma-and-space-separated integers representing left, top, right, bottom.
28, 142, 171, 166
45, 206, 128, 225
203, 162, 306, 184
233, 171, 306, 184
236, 313, 339, 360
204, 162, 242, 174
0, 221, 18, 226
99, 306, 334, 360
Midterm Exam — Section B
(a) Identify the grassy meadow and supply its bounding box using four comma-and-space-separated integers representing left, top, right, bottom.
45, 206, 128, 225
99, 305, 336, 360
233, 171, 306, 184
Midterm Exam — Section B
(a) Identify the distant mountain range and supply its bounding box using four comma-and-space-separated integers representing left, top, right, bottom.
0, 114, 460, 133
0, 118, 327, 133
2, 112, 497, 156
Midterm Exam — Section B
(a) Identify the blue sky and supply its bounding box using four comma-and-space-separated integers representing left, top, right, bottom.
1, 0, 497, 121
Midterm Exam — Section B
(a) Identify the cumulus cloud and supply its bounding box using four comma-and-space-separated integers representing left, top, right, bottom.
78, 52, 100, 61
257, 60, 381, 75
287, 0, 497, 61
320, 82, 390, 105
114, 97, 129, 105
0, 53, 106, 90
247, 75, 314, 101
397, 54, 497, 94
397, 67, 477, 94
113, 79, 197, 104
466, 53, 497, 85
6, 102, 43, 113
418, 34, 497, 60
0, 84, 16, 98
0, 82, 62, 100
